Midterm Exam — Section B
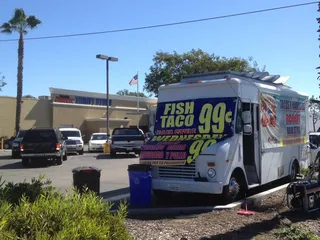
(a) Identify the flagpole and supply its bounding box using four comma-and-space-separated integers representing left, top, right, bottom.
137, 71, 140, 129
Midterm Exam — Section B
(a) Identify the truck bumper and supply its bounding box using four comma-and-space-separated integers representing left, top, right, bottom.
111, 146, 141, 153
21, 153, 61, 158
152, 178, 224, 194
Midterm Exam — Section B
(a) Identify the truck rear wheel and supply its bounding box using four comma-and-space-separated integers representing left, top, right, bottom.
22, 158, 29, 167
56, 155, 63, 165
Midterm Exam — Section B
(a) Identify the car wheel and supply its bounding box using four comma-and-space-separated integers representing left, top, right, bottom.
57, 155, 63, 165
3, 143, 9, 149
78, 149, 84, 155
22, 158, 29, 167
63, 151, 67, 161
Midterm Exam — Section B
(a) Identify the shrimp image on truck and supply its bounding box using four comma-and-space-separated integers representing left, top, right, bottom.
139, 71, 311, 204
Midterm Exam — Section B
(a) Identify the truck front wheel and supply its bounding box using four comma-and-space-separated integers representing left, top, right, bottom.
221, 175, 243, 204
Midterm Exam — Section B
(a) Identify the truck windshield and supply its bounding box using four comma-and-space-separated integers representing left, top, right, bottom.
310, 135, 320, 146
113, 128, 142, 136
61, 130, 80, 137
91, 134, 109, 140
154, 97, 237, 138
23, 130, 56, 142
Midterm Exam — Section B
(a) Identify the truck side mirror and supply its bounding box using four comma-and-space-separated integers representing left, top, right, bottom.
243, 124, 252, 135
242, 111, 252, 124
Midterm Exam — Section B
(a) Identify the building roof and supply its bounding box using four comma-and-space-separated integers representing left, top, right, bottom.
49, 87, 157, 104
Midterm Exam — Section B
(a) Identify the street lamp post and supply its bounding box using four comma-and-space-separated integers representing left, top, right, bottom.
96, 54, 118, 135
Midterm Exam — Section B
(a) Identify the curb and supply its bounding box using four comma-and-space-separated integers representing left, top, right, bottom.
109, 183, 289, 216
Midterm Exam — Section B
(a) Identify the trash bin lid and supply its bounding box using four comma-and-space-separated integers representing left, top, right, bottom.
128, 164, 152, 172
72, 166, 102, 173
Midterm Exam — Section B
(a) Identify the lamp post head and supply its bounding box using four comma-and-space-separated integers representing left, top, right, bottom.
96, 54, 118, 62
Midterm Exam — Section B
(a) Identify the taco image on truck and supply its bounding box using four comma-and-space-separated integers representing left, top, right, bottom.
140, 71, 309, 204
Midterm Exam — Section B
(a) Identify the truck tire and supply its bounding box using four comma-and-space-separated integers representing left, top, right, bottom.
288, 160, 298, 182
153, 189, 173, 203
22, 158, 29, 167
221, 174, 243, 204
56, 155, 63, 165
110, 151, 116, 158
78, 149, 84, 155
63, 151, 68, 161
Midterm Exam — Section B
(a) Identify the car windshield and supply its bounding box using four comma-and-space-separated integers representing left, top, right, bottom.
16, 130, 26, 138
23, 130, 56, 142
113, 128, 142, 136
61, 130, 80, 137
91, 134, 109, 140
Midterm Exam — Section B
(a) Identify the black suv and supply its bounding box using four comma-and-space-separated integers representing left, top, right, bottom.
20, 128, 68, 167
11, 130, 27, 159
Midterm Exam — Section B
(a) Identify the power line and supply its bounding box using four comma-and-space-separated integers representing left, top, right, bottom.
0, 1, 318, 42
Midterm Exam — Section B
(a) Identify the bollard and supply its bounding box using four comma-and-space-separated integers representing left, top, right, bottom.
103, 142, 111, 154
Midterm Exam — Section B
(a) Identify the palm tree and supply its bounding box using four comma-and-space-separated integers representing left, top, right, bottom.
0, 8, 41, 134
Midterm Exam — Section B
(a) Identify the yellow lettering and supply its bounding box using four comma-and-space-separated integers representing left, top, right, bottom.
152, 136, 166, 141
170, 103, 176, 115
176, 102, 184, 115
194, 134, 203, 140
178, 135, 189, 141
186, 135, 194, 140
175, 115, 185, 127
170, 135, 179, 141
225, 111, 232, 123
185, 101, 194, 114
164, 104, 172, 115
166, 116, 175, 127
160, 116, 168, 128
202, 134, 211, 140
212, 103, 226, 133
198, 104, 213, 133
164, 136, 172, 141
185, 115, 194, 127
187, 140, 204, 163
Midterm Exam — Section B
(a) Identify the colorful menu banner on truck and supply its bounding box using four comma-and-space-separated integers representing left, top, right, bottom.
140, 97, 237, 166
260, 92, 307, 149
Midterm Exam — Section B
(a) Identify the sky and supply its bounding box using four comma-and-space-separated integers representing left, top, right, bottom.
0, 0, 319, 99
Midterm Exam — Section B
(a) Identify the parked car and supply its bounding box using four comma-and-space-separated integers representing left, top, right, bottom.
88, 133, 111, 152
59, 128, 84, 155
11, 130, 27, 159
20, 127, 67, 167
3, 136, 15, 149
110, 128, 146, 157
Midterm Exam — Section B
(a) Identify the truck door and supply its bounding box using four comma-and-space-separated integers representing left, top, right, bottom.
254, 105, 261, 181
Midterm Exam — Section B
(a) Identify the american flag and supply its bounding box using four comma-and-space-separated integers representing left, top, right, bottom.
129, 74, 138, 85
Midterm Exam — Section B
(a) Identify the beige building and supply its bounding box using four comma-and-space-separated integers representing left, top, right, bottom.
0, 88, 157, 142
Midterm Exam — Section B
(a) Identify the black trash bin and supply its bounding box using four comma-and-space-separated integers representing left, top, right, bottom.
72, 166, 102, 196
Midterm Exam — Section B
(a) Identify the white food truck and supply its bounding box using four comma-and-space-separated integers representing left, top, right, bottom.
140, 71, 311, 203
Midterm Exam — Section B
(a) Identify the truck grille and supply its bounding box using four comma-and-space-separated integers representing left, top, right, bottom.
158, 162, 196, 179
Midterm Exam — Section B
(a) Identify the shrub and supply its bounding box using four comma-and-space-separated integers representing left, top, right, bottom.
275, 225, 320, 240
0, 176, 131, 240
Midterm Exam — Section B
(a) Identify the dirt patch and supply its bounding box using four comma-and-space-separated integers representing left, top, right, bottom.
125, 189, 320, 240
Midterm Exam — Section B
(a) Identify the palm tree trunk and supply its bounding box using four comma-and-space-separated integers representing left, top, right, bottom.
15, 32, 24, 135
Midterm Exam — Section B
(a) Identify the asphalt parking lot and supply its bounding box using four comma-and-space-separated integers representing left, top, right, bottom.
0, 146, 138, 197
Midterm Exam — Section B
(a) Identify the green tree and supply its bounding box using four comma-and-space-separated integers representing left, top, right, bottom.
1, 9, 41, 134
144, 49, 265, 95
23, 95, 37, 99
116, 89, 150, 98
0, 73, 6, 91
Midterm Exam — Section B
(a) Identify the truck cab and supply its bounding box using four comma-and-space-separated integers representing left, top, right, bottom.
140, 71, 309, 203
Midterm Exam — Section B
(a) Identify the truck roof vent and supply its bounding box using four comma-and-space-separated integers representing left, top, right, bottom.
181, 71, 289, 85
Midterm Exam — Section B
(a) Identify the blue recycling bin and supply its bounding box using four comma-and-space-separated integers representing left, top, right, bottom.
128, 164, 152, 207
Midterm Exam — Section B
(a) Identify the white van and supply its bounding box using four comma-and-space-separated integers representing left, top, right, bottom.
59, 128, 84, 155
140, 71, 311, 203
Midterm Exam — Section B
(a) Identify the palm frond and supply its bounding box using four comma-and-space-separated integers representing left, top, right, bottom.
8, 8, 27, 26
0, 22, 12, 34
26, 15, 41, 29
